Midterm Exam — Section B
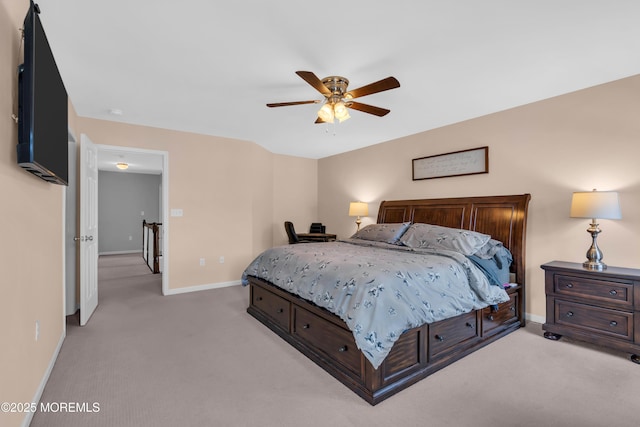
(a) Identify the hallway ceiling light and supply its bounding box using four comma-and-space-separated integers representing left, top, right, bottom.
116, 162, 129, 170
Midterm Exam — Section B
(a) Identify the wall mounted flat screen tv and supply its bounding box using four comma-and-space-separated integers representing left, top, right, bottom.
17, 1, 68, 185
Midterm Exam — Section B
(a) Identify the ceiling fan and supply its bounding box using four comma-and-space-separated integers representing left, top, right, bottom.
267, 71, 400, 124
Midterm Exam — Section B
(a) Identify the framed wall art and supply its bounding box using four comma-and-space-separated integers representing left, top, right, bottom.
412, 146, 488, 180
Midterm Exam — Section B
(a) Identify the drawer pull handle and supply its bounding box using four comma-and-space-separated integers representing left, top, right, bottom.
487, 315, 494, 321
510, 307, 516, 312
566, 311, 574, 317
435, 334, 445, 342
609, 290, 617, 296
276, 308, 284, 313
338, 346, 348, 352
610, 321, 618, 327
302, 324, 310, 329
566, 283, 573, 288
466, 322, 474, 328
256, 296, 263, 301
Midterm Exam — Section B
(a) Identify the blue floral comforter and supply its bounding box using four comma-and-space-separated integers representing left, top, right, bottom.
241, 239, 509, 369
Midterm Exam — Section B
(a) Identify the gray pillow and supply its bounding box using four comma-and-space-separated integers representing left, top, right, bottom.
400, 223, 491, 255
351, 222, 411, 244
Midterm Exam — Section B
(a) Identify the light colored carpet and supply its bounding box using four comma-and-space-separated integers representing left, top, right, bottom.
30, 254, 640, 427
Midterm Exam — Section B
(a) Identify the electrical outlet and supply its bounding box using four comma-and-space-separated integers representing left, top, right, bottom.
199, 258, 205, 266
128, 235, 132, 241
35, 320, 40, 341
219, 256, 225, 264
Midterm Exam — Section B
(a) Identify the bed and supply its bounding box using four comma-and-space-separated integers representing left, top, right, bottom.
243, 194, 531, 405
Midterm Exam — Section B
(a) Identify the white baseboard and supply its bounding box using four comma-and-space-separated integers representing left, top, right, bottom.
99, 250, 142, 256
21, 330, 65, 427
163, 280, 241, 296
526, 313, 545, 324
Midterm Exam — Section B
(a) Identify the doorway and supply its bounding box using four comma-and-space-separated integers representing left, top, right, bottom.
70, 142, 170, 325
96, 145, 169, 295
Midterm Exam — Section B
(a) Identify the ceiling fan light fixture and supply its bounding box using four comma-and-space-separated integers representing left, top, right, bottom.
337, 111, 350, 123
334, 101, 350, 122
318, 103, 334, 123
267, 71, 400, 124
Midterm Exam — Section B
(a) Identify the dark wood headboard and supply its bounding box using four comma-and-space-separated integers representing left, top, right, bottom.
377, 194, 531, 287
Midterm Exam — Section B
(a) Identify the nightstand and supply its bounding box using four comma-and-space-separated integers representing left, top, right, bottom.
541, 261, 640, 364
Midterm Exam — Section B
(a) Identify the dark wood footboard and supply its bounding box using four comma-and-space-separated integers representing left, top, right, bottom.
247, 276, 521, 405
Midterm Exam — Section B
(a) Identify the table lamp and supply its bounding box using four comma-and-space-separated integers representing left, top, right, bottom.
349, 202, 369, 232
570, 189, 621, 271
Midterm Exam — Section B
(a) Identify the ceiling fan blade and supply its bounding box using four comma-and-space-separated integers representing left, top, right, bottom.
348, 101, 390, 117
315, 117, 326, 124
267, 100, 320, 107
346, 76, 400, 99
296, 71, 332, 96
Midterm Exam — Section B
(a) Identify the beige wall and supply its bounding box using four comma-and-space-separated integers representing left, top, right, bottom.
1, 1, 65, 426
318, 75, 640, 322
272, 154, 318, 245
75, 117, 318, 290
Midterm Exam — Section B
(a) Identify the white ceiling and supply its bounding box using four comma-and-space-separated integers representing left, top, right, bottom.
37, 0, 640, 161
97, 148, 163, 174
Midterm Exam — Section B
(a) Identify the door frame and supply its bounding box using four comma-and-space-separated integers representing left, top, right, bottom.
95, 144, 170, 294
65, 130, 77, 317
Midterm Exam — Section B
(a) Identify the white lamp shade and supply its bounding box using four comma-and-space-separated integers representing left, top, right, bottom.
349, 202, 369, 217
334, 101, 350, 122
570, 191, 621, 220
317, 103, 334, 123
333, 101, 347, 115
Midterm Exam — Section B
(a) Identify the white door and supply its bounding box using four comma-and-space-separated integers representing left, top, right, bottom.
79, 134, 99, 325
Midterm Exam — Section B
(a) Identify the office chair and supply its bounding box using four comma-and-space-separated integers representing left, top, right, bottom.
284, 221, 313, 244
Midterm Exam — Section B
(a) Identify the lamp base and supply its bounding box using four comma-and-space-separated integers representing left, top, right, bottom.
583, 260, 606, 271
582, 221, 606, 271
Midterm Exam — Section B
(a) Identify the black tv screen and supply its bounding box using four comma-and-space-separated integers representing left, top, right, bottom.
17, 2, 68, 185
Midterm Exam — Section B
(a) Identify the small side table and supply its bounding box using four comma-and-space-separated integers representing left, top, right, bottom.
541, 261, 640, 364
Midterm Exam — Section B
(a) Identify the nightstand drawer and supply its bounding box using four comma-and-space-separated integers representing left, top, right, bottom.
554, 300, 633, 340
554, 274, 633, 308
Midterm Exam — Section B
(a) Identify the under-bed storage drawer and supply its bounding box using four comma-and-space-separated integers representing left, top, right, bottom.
482, 293, 518, 334
293, 306, 361, 376
252, 285, 290, 331
429, 311, 479, 359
